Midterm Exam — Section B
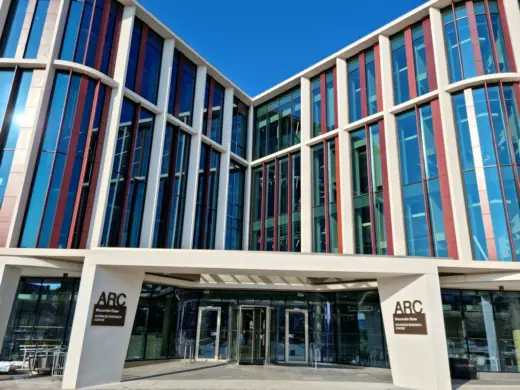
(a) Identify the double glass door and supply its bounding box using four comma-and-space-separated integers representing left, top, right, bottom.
229, 306, 270, 365
196, 307, 221, 361
285, 309, 309, 363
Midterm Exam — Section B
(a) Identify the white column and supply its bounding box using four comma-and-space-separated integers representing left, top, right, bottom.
181, 65, 207, 249
430, 7, 473, 261
140, 39, 175, 248
502, 0, 520, 70
62, 260, 144, 390
378, 271, 451, 390
242, 105, 254, 250
0, 0, 12, 39
336, 58, 354, 254
379, 35, 406, 256
215, 87, 234, 250
88, 5, 136, 247
0, 264, 21, 349
300, 77, 312, 253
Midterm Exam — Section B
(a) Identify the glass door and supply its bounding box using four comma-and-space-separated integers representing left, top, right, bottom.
196, 307, 221, 361
237, 306, 270, 365
285, 309, 308, 363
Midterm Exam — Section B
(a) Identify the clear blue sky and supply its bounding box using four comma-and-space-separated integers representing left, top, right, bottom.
140, 0, 427, 97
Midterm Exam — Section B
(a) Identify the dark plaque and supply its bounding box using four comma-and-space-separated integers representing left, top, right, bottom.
393, 313, 428, 335
449, 358, 478, 380
91, 304, 126, 326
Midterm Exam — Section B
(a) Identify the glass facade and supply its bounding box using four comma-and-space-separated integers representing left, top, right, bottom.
168, 51, 197, 126
391, 33, 410, 105
60, 0, 121, 75
250, 153, 301, 252
193, 144, 220, 249
443, 0, 512, 83
254, 88, 301, 160
125, 18, 163, 104
225, 160, 245, 250
101, 99, 155, 248
203, 76, 225, 144
312, 138, 341, 253
397, 103, 450, 258
311, 69, 336, 137
231, 97, 248, 158
453, 84, 520, 262
351, 122, 389, 255
348, 48, 380, 123
153, 125, 191, 249
20, 71, 109, 249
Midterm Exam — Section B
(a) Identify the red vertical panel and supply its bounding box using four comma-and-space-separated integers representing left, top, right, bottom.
108, 6, 123, 78
173, 54, 185, 117
334, 137, 343, 254
320, 73, 327, 134
374, 44, 383, 113
404, 27, 417, 100
134, 24, 148, 95
466, 0, 485, 76
359, 52, 368, 118
49, 78, 90, 248
260, 163, 266, 250
323, 141, 330, 253
430, 99, 458, 259
288, 155, 293, 252
378, 119, 394, 255
94, 0, 112, 71
422, 18, 438, 91
333, 67, 338, 130
79, 88, 111, 248
273, 160, 279, 251
497, 0, 517, 72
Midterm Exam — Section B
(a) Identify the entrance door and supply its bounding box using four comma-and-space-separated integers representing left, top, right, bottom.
237, 307, 270, 365
196, 307, 221, 361
285, 309, 308, 363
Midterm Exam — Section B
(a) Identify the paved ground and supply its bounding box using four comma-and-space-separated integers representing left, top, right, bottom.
0, 361, 520, 389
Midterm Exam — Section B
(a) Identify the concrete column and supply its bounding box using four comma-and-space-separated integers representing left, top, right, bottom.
300, 77, 312, 253
215, 87, 234, 250
0, 264, 21, 349
336, 58, 354, 254
378, 35, 406, 256
502, 0, 520, 70
378, 271, 451, 390
242, 105, 254, 250
88, 5, 136, 247
0, 0, 12, 40
62, 261, 144, 389
140, 39, 175, 248
430, 7, 473, 261
181, 65, 207, 249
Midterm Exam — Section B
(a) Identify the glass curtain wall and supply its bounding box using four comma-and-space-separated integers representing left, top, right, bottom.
202, 76, 225, 144
20, 71, 110, 249
101, 98, 155, 248
254, 88, 301, 159
60, 0, 122, 75
153, 125, 191, 249
311, 68, 336, 137
453, 84, 520, 262
397, 102, 450, 257
348, 47, 380, 123
351, 122, 389, 255
312, 138, 341, 253
231, 97, 248, 158
168, 51, 197, 126
249, 153, 301, 252
225, 160, 246, 250
193, 144, 220, 249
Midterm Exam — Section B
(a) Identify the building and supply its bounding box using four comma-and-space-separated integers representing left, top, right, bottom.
0, 0, 518, 388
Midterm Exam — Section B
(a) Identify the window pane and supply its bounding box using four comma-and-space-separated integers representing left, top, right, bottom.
473, 88, 497, 167
354, 195, 372, 254
326, 72, 335, 131
370, 123, 383, 192
413, 35, 429, 95
351, 130, 368, 196
427, 179, 448, 257
501, 167, 520, 261
419, 105, 439, 179
475, 14, 496, 75
348, 67, 361, 123
454, 92, 475, 170
463, 170, 489, 260
366, 57, 378, 116
489, 12, 509, 72
292, 153, 301, 252
444, 21, 463, 83
457, 17, 477, 79
392, 40, 409, 104
503, 86, 520, 164
403, 183, 430, 256
312, 78, 321, 137
374, 192, 387, 255
0, 0, 29, 58
397, 110, 422, 185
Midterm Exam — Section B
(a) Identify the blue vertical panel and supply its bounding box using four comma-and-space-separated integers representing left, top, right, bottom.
142, 29, 163, 104
391, 33, 409, 105
0, 70, 15, 127
59, 0, 83, 61
403, 183, 429, 257
0, 0, 29, 58
0, 71, 33, 207
100, 1, 120, 75
19, 72, 70, 248
85, 2, 104, 68
24, 0, 50, 59
348, 58, 361, 123
501, 167, 520, 260
397, 110, 421, 185
73, 1, 93, 63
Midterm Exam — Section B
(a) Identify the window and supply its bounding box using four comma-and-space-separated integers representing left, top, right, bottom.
101, 99, 155, 248
193, 144, 220, 249
202, 76, 225, 144
153, 125, 191, 249
125, 19, 163, 104
60, 0, 122, 75
254, 88, 300, 160
231, 97, 248, 158
20, 71, 109, 249
453, 84, 520, 261
168, 51, 197, 126
397, 102, 454, 258
443, 1, 513, 83
0, 0, 51, 59
249, 152, 301, 252
391, 33, 409, 105
311, 69, 336, 137
348, 47, 381, 123
226, 160, 245, 250
312, 138, 342, 253
0, 70, 33, 208
351, 122, 391, 255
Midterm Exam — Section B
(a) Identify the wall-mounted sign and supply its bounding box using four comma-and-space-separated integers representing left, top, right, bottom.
91, 292, 127, 327
393, 300, 428, 335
